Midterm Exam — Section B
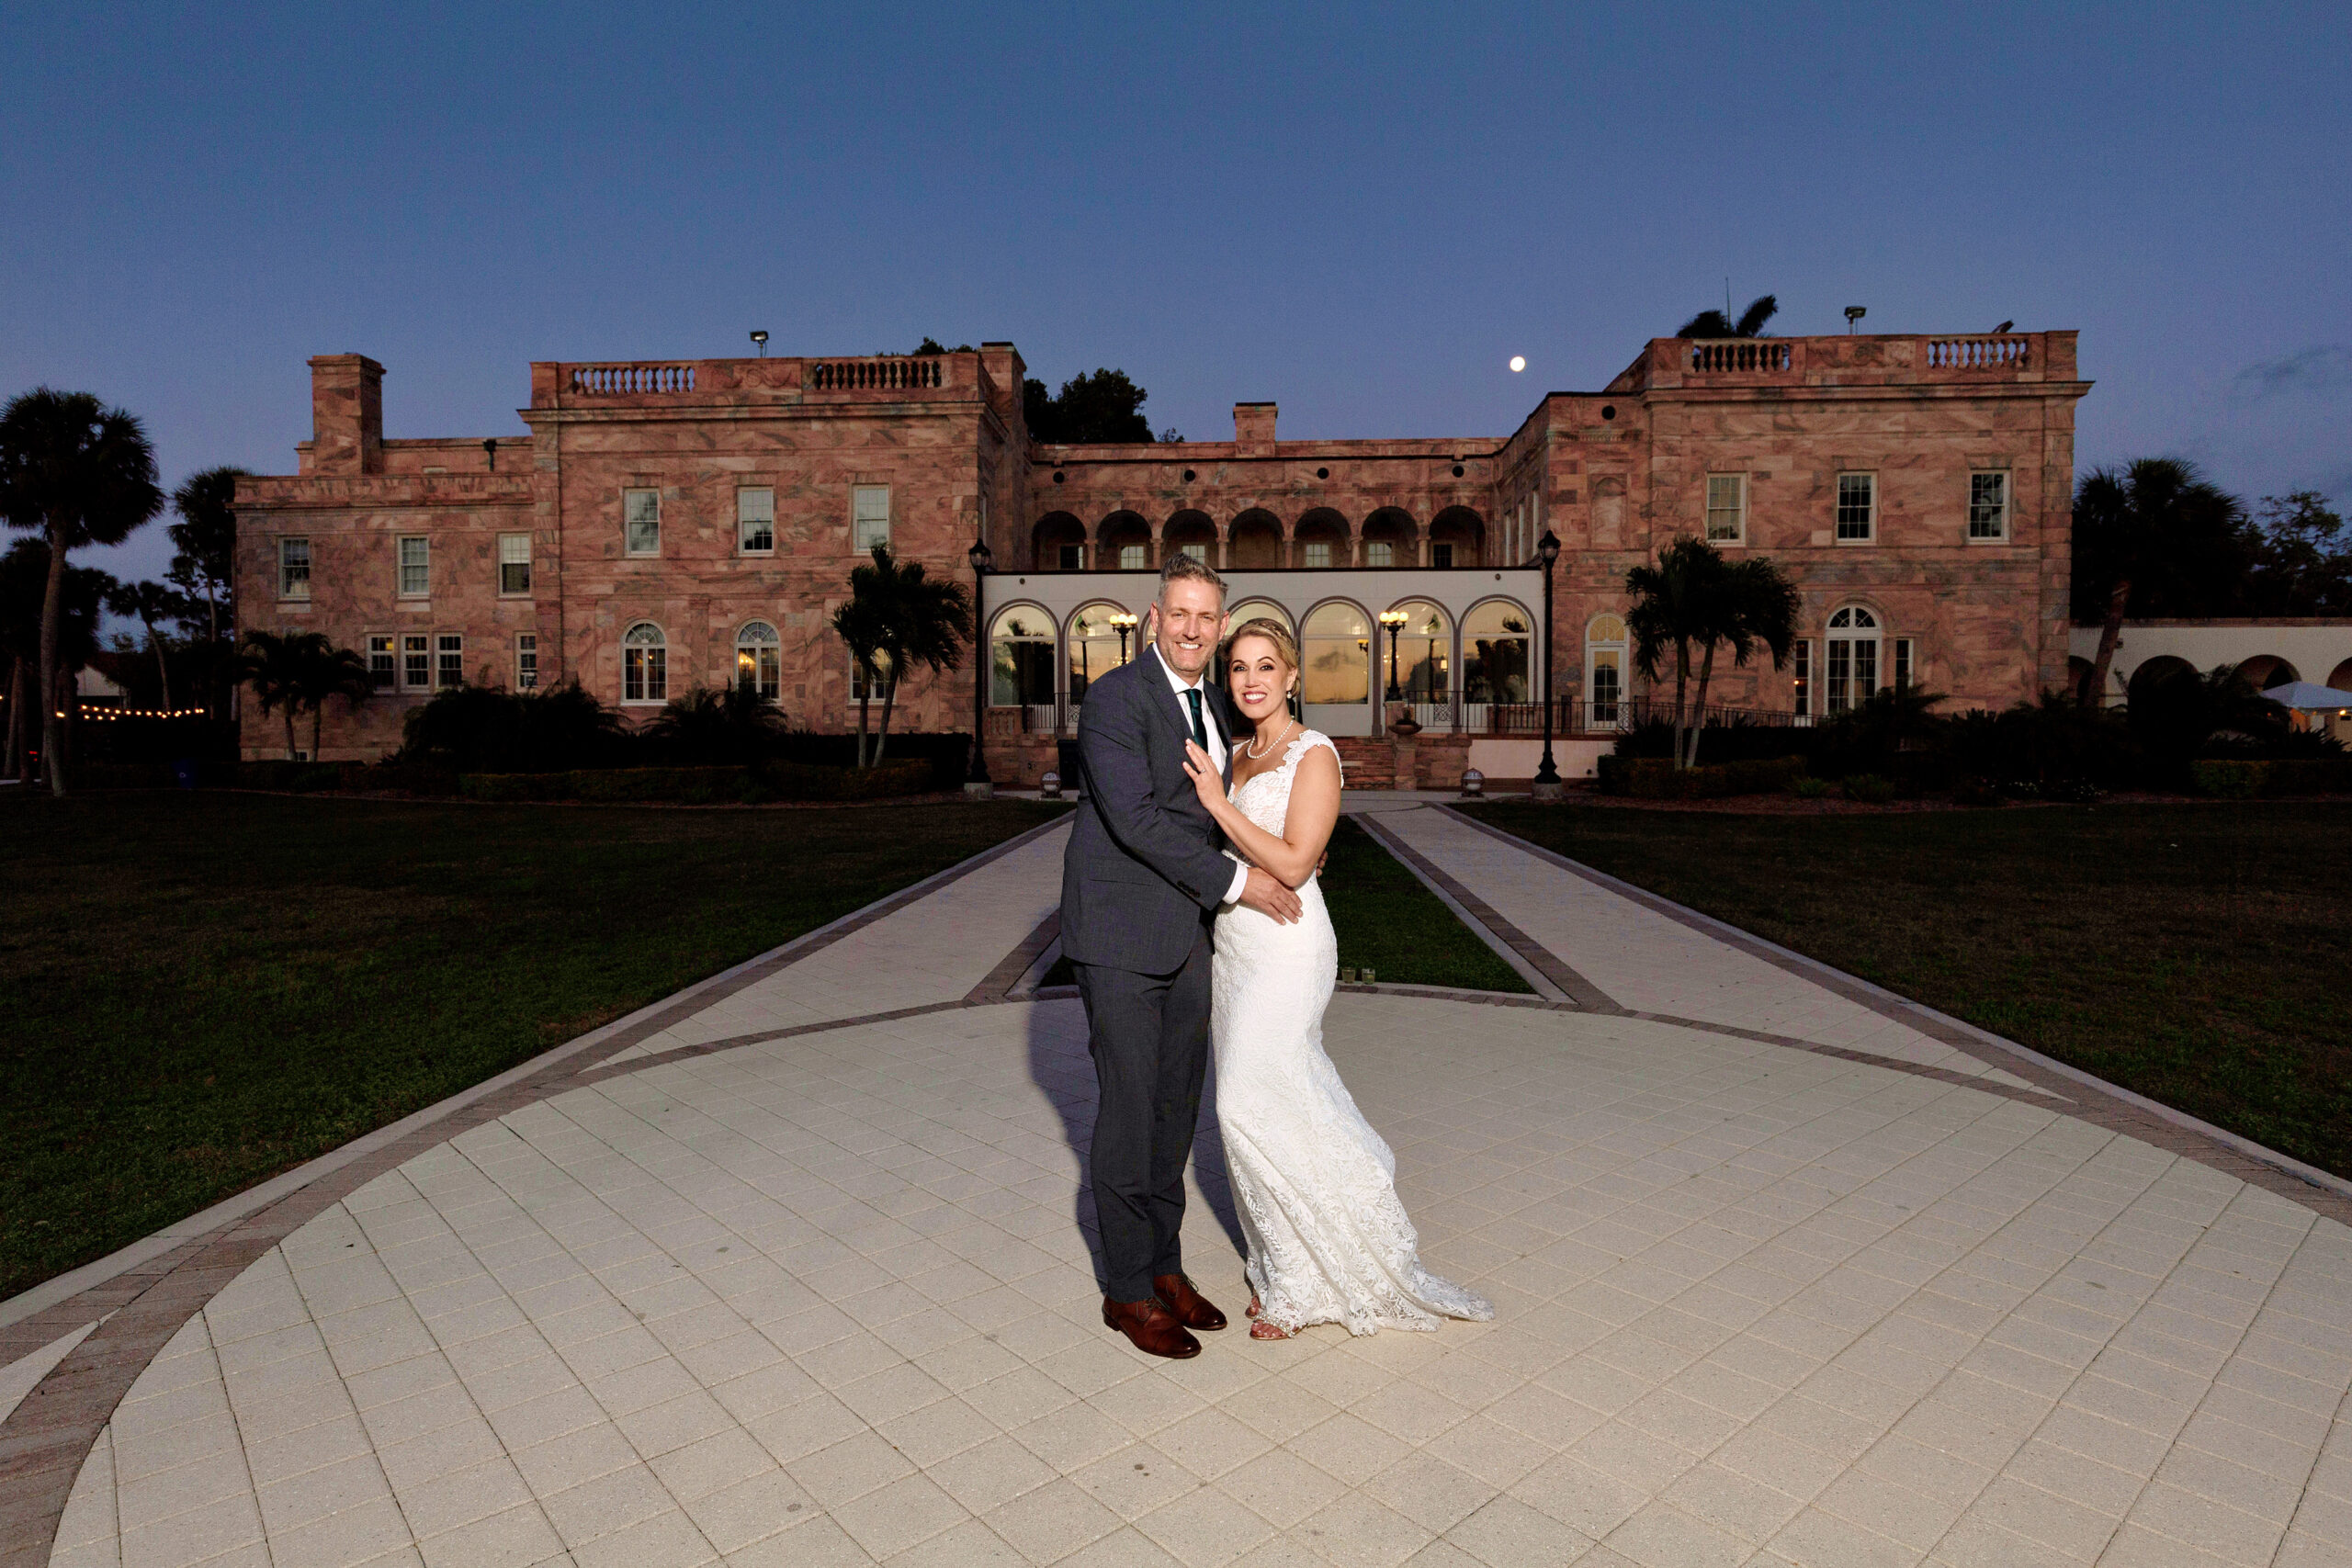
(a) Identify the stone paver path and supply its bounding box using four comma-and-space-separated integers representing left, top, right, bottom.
11, 807, 2352, 1568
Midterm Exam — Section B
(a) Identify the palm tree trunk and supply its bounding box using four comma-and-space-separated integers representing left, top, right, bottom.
144, 612, 174, 712
285, 705, 298, 760
203, 584, 220, 720
5, 656, 21, 779
39, 518, 68, 797
854, 680, 872, 768
2084, 578, 2132, 709
1671, 639, 1691, 771
1685, 641, 1719, 769
311, 701, 324, 761
875, 676, 897, 765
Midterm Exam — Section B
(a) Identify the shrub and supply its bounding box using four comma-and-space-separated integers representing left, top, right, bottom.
1843, 773, 1897, 804
235, 761, 347, 792
1951, 777, 2004, 807
400, 682, 628, 773
2188, 757, 2352, 797
1792, 776, 1833, 799
1599, 755, 1806, 799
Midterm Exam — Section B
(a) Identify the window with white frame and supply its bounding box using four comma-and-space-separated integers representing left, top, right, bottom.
401, 633, 430, 691
1969, 471, 2009, 539
1836, 473, 1876, 542
1825, 605, 1880, 714
397, 536, 429, 597
435, 633, 464, 689
277, 536, 311, 600
735, 621, 781, 700
515, 633, 537, 690
498, 533, 531, 595
1364, 540, 1394, 567
1893, 637, 1916, 693
1119, 543, 1148, 570
622, 622, 666, 703
623, 489, 661, 556
1705, 475, 1745, 542
1792, 638, 1812, 716
852, 486, 890, 552
852, 646, 894, 702
738, 488, 775, 554
1585, 615, 1626, 728
367, 634, 395, 690
1301, 540, 1332, 569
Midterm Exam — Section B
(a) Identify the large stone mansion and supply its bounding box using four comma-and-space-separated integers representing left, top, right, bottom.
234, 331, 2088, 780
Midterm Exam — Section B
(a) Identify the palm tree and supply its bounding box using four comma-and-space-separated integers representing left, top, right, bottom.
1624, 538, 1800, 768
238, 629, 371, 760
646, 676, 787, 765
830, 546, 973, 766
168, 465, 247, 718
107, 578, 189, 711
0, 389, 164, 795
1676, 294, 1779, 339
2074, 459, 2245, 708
1, 540, 109, 781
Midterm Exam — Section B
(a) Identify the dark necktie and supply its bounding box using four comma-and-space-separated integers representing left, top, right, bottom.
1184, 687, 1208, 750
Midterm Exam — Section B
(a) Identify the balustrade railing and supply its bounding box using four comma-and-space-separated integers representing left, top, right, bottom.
570, 364, 695, 394
1926, 335, 2030, 370
809, 357, 944, 391
1688, 340, 1793, 373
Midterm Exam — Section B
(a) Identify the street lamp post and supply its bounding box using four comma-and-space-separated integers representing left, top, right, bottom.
1109, 611, 1138, 666
1379, 609, 1408, 702
966, 536, 994, 798
1533, 530, 1563, 799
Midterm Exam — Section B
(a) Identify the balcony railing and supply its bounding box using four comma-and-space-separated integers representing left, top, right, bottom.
1926, 335, 2030, 370
1688, 340, 1793, 373
808, 356, 944, 391
570, 364, 696, 394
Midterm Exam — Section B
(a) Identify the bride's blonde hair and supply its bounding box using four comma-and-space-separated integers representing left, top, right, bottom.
1225, 617, 1298, 672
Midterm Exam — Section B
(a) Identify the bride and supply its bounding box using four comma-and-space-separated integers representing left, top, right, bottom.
1182, 618, 1494, 1339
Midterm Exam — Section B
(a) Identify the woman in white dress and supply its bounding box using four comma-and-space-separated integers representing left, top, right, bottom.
1182, 619, 1493, 1340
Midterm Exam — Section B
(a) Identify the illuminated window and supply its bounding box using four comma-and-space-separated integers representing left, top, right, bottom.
401, 634, 430, 691
735, 621, 780, 700
623, 622, 666, 703
367, 634, 394, 690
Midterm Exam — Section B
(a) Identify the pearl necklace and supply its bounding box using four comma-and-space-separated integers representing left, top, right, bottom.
1244, 717, 1296, 761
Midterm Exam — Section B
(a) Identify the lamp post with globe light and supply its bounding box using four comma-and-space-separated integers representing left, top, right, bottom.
1533, 530, 1563, 799
966, 536, 993, 798
1109, 611, 1138, 666
1379, 609, 1408, 701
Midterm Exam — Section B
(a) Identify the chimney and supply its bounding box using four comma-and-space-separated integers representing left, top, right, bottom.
981, 341, 1026, 434
308, 355, 384, 475
1234, 401, 1277, 449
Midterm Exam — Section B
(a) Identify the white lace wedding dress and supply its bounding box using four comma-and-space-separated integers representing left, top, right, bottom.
1210, 730, 1494, 1337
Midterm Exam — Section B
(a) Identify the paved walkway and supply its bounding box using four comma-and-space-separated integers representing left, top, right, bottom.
7, 807, 2352, 1568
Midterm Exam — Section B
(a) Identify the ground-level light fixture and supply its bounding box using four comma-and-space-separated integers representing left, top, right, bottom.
1844, 307, 1866, 333
1509, 355, 1526, 373
750, 331, 769, 355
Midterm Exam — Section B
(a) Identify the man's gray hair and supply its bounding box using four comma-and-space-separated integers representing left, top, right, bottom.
1157, 552, 1227, 602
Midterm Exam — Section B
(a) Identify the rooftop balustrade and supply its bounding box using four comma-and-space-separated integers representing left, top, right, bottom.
570, 364, 696, 395
808, 356, 944, 391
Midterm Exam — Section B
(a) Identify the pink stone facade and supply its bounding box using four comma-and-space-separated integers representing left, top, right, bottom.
234, 333, 2086, 762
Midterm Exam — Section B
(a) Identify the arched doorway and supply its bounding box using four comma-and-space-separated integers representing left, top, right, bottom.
1163, 509, 1216, 566
1300, 601, 1373, 736
989, 605, 1057, 713
1362, 508, 1416, 568
1031, 512, 1086, 571
1295, 509, 1348, 570
1066, 602, 1137, 707
1429, 506, 1485, 570
1586, 614, 1628, 728
1824, 604, 1882, 714
1099, 511, 1151, 570
1462, 600, 1532, 728
1227, 510, 1283, 569
2237, 654, 2301, 693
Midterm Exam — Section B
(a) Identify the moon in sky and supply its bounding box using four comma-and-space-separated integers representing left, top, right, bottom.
1509, 355, 1526, 372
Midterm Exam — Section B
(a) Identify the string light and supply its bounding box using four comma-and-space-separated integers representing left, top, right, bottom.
72, 705, 212, 720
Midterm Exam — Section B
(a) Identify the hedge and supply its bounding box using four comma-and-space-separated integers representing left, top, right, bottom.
1598, 755, 1809, 799
2188, 758, 2352, 798
458, 758, 935, 805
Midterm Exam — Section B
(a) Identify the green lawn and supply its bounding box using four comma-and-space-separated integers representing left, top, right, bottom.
1036, 817, 1531, 995
1, 791, 1068, 1298
1464, 801, 2352, 1179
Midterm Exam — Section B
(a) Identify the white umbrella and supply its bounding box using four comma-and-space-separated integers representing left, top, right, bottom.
2260, 681, 2352, 711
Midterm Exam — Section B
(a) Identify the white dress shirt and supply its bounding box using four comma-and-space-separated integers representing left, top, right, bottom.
1160, 655, 1253, 906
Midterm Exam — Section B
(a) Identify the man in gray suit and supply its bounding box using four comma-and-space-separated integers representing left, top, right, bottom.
1061, 556, 1303, 1359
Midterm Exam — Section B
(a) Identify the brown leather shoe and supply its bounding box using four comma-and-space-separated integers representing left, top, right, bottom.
1102, 1295, 1202, 1359
1153, 1273, 1228, 1333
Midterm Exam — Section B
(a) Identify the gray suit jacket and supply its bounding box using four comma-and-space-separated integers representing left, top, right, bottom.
1059, 646, 1241, 974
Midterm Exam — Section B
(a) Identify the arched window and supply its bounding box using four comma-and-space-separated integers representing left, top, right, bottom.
734, 621, 780, 701
1385, 600, 1451, 702
990, 606, 1057, 706
1300, 603, 1371, 705
1464, 601, 1532, 705
1586, 614, 1627, 727
622, 622, 666, 705
1825, 605, 1879, 714
1067, 603, 1136, 705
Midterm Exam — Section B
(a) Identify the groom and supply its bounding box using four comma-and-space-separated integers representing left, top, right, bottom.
1061, 556, 1303, 1359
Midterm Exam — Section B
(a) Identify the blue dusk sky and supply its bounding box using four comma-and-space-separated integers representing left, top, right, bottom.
4, 2, 2347, 595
